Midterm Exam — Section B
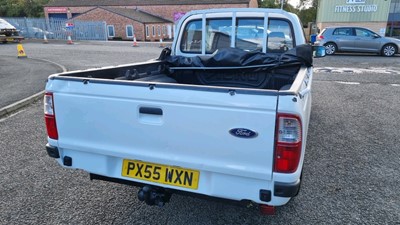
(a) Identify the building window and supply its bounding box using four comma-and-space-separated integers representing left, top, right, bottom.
158, 25, 161, 36
146, 25, 149, 37
126, 25, 134, 38
107, 25, 115, 37
162, 25, 166, 35
152, 26, 155, 37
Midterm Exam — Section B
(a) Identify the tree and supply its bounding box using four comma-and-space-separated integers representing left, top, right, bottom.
258, 0, 299, 14
297, 0, 318, 26
298, 0, 318, 9
258, 0, 279, 8
0, 0, 50, 17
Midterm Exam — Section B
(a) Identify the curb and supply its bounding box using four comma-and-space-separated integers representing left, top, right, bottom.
0, 91, 45, 118
0, 57, 67, 119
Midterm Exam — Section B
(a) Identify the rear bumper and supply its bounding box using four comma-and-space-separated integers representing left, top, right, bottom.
46, 144, 60, 158
46, 143, 301, 206
90, 173, 262, 207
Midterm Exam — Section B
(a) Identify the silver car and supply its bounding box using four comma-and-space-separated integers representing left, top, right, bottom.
315, 26, 400, 57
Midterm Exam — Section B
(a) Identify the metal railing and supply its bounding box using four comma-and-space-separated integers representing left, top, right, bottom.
3, 17, 107, 41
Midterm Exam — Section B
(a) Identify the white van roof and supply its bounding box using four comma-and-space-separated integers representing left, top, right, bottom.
0, 18, 16, 30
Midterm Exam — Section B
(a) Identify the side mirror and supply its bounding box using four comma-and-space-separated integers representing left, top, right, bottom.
373, 34, 380, 39
313, 45, 326, 58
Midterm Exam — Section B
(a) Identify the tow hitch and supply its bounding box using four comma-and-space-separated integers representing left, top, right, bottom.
138, 185, 171, 207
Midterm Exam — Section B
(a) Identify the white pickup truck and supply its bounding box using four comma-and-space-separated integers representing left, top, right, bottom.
44, 8, 324, 214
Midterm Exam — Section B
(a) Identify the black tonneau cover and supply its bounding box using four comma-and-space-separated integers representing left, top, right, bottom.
157, 45, 312, 89
164, 44, 313, 70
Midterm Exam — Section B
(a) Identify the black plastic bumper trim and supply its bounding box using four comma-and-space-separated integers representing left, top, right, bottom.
90, 173, 259, 208
259, 189, 271, 202
46, 144, 60, 158
63, 156, 72, 166
274, 180, 301, 197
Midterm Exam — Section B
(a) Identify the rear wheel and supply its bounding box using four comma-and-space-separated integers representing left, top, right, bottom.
381, 44, 397, 57
324, 43, 337, 55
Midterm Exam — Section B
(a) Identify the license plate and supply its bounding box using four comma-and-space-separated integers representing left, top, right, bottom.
122, 159, 199, 189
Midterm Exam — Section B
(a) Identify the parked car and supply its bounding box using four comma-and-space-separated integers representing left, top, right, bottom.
315, 26, 400, 57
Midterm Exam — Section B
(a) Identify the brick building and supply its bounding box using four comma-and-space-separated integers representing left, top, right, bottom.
74, 7, 172, 41
44, 0, 258, 41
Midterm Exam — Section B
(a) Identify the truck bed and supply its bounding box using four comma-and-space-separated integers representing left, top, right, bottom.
51, 45, 312, 91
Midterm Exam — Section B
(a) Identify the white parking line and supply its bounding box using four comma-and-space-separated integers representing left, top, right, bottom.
335, 81, 361, 85
314, 67, 400, 75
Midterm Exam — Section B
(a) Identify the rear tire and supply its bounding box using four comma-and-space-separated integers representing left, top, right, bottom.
324, 43, 337, 55
381, 44, 397, 57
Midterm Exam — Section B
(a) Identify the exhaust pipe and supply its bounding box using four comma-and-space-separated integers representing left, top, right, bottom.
138, 185, 171, 207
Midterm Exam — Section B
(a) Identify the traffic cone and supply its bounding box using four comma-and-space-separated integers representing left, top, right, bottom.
43, 33, 49, 44
67, 35, 73, 44
159, 38, 165, 48
17, 44, 27, 58
132, 35, 138, 47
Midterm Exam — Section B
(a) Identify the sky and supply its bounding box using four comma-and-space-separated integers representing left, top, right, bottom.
288, 0, 300, 7
288, 0, 313, 9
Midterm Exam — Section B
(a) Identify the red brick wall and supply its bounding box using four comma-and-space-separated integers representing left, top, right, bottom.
45, 2, 258, 41
144, 24, 174, 42
46, 3, 256, 23
72, 8, 172, 41
249, 0, 259, 8
44, 6, 95, 18
135, 4, 249, 22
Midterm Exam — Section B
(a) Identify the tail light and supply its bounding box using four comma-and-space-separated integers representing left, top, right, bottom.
274, 113, 302, 173
44, 92, 58, 140
317, 35, 324, 40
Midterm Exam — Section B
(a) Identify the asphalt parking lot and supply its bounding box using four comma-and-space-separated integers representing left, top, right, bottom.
0, 41, 399, 224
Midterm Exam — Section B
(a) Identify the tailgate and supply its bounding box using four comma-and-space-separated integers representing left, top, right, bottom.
51, 80, 278, 180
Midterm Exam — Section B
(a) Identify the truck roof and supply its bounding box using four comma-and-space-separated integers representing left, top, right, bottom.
179, 8, 298, 21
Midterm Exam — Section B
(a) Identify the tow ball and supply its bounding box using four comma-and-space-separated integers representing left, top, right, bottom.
137, 185, 171, 207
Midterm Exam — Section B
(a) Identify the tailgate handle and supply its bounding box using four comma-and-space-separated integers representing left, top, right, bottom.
139, 107, 163, 115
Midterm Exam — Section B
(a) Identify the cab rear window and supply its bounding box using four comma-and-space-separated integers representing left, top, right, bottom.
180, 18, 294, 54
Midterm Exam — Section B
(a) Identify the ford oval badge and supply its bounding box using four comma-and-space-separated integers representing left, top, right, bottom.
229, 128, 258, 138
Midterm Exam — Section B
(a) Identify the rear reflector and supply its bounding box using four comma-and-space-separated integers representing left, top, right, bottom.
259, 205, 275, 215
274, 114, 302, 173
44, 93, 58, 140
